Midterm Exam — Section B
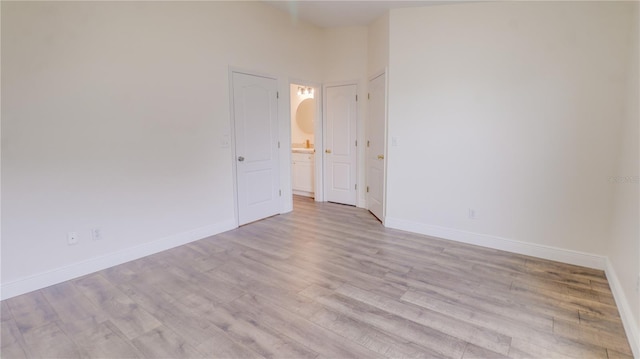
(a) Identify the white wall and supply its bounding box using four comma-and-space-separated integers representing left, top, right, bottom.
1, 1, 324, 296
387, 1, 633, 257
322, 26, 369, 207
4, 5, 637, 340
368, 13, 389, 76
607, 2, 639, 353
386, 2, 638, 349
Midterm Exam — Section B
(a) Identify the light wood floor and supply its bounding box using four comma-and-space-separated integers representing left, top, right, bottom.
1, 196, 632, 358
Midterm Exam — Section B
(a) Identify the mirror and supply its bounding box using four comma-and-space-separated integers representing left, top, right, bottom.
296, 98, 315, 134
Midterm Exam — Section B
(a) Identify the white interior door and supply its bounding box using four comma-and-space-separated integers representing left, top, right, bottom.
324, 84, 357, 205
232, 71, 279, 225
367, 73, 386, 221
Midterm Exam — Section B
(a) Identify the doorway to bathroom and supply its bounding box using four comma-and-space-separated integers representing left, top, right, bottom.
290, 82, 321, 201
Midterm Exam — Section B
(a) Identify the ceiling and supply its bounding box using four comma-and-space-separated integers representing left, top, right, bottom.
264, 1, 457, 28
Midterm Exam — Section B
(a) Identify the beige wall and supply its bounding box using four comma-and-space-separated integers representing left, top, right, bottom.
3, 5, 637, 348
608, 1, 639, 341
386, 1, 638, 350
387, 1, 633, 254
368, 13, 389, 76
1, 2, 377, 296
1, 1, 324, 287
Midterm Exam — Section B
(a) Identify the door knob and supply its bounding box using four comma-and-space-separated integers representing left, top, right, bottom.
377, 154, 384, 160
238, 156, 245, 162
325, 149, 332, 154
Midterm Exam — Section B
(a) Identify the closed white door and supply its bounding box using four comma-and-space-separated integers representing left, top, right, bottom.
232, 72, 279, 225
324, 84, 357, 205
367, 73, 386, 221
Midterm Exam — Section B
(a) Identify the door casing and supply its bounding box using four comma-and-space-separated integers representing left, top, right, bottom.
366, 70, 388, 222
323, 82, 358, 206
229, 68, 281, 226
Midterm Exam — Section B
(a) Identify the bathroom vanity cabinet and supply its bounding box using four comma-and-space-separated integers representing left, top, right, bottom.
292, 150, 314, 197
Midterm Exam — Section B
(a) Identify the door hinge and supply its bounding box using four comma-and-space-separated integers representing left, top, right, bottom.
277, 91, 279, 99
368, 93, 370, 100
279, 189, 282, 196
366, 186, 369, 193
278, 141, 280, 148
367, 140, 370, 147
355, 184, 357, 190
356, 95, 358, 102
355, 140, 357, 147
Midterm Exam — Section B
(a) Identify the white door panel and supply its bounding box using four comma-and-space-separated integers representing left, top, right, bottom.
367, 73, 386, 221
325, 84, 357, 205
233, 72, 279, 225
332, 164, 351, 190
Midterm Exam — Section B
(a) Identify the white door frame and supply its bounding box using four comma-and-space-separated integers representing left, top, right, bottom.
287, 79, 324, 207
323, 81, 358, 206
228, 67, 282, 227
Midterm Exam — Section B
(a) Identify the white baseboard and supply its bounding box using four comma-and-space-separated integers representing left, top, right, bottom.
0, 219, 237, 300
385, 217, 638, 357
292, 190, 314, 198
385, 217, 606, 269
605, 258, 640, 358
4, 215, 636, 358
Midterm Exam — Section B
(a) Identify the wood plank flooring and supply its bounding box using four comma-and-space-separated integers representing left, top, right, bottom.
1, 196, 632, 358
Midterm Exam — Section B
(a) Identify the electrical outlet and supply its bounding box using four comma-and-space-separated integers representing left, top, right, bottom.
468, 208, 476, 219
67, 232, 79, 245
91, 228, 102, 241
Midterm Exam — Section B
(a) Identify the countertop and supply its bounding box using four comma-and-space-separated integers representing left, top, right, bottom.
292, 148, 315, 154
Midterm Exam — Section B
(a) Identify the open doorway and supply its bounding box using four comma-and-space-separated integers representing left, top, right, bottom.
290, 83, 319, 201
